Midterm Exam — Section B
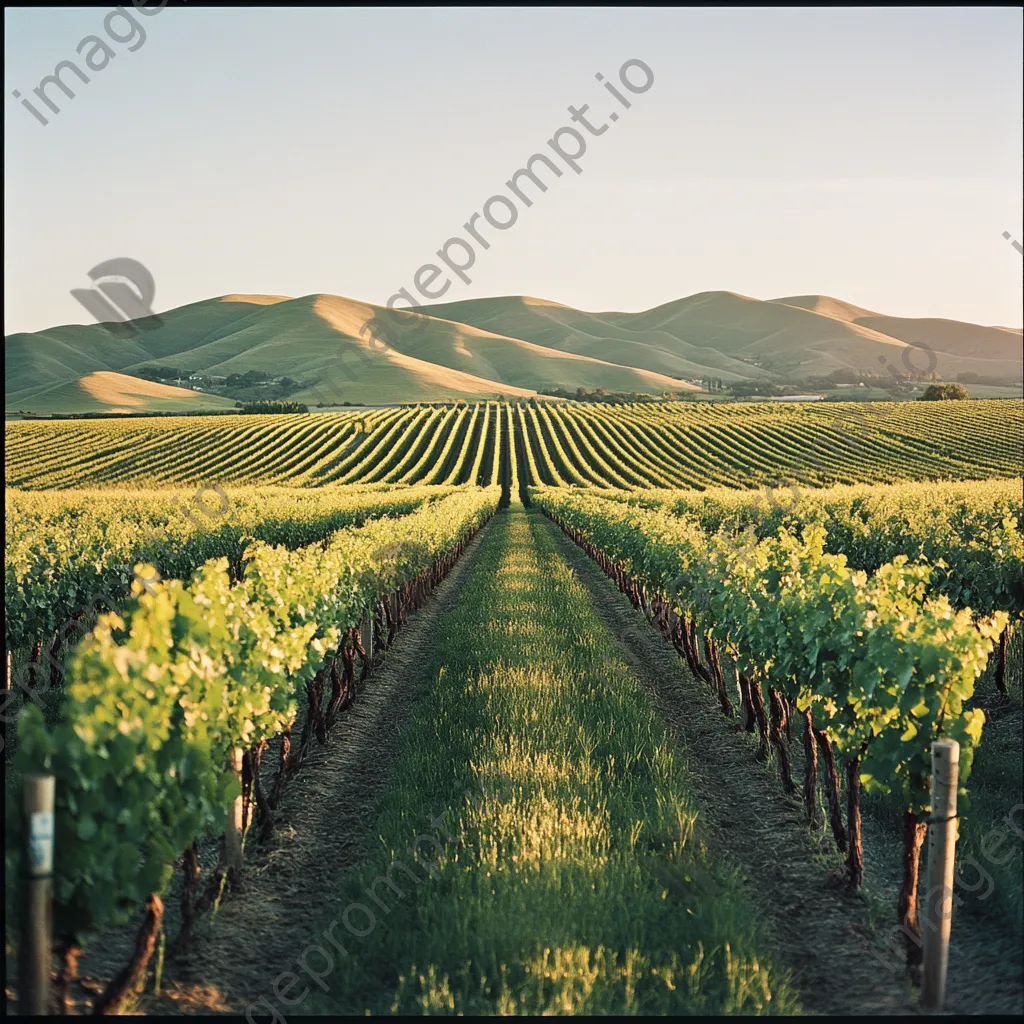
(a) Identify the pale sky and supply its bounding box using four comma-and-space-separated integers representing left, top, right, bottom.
4, 5, 1022, 335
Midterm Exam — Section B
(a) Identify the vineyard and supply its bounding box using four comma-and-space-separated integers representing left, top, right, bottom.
6, 399, 1021, 490
3, 399, 1023, 1015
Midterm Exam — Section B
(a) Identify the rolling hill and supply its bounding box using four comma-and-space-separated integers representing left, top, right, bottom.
9, 371, 239, 415
5, 290, 1020, 413
418, 292, 1022, 383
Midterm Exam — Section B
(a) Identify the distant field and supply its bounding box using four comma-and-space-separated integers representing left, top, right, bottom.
5, 398, 1020, 491
962, 383, 1024, 399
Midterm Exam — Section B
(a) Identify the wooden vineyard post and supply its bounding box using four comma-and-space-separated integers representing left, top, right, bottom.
225, 748, 245, 883
3, 650, 12, 752
361, 615, 373, 664
922, 739, 959, 1012
21, 774, 55, 1016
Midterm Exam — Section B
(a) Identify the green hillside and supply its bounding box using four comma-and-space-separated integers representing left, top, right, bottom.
6, 290, 1020, 414
419, 292, 1022, 382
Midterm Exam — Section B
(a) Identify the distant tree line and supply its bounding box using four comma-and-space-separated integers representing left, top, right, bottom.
132, 366, 308, 401
20, 410, 242, 420
538, 387, 692, 405
236, 400, 309, 414
956, 372, 1021, 385
134, 365, 198, 381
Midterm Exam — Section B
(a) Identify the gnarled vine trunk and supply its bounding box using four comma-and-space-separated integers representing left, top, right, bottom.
736, 668, 756, 733
747, 674, 771, 762
898, 809, 928, 975
58, 937, 82, 1015
178, 843, 200, 950
768, 686, 797, 795
91, 893, 164, 1015
814, 729, 847, 852
995, 625, 1009, 694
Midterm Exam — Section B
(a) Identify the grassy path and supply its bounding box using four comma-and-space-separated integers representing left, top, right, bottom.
293, 506, 795, 1015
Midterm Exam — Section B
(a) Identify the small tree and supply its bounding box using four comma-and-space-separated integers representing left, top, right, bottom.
920, 383, 969, 401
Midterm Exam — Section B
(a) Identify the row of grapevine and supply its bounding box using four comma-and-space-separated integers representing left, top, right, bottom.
516, 403, 560, 486
454, 403, 486, 484
667, 479, 1023, 607
507, 403, 524, 503
517, 402, 1024, 490
10, 411, 382, 491
5, 485, 449, 668
426, 407, 472, 484
7, 486, 500, 1011
394, 407, 457, 484
488, 404, 503, 488
333, 409, 421, 484
304, 411, 405, 483
7, 400, 1020, 491
602, 477, 1024, 690
532, 485, 1006, 973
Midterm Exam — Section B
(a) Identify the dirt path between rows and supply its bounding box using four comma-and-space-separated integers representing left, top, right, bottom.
544, 513, 918, 1017
142, 517, 495, 1016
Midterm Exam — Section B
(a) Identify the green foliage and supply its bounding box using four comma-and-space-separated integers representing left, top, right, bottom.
532, 487, 1007, 819
921, 383, 970, 401
9, 487, 500, 944
5, 486, 446, 653
133, 366, 194, 382
658, 478, 1024, 619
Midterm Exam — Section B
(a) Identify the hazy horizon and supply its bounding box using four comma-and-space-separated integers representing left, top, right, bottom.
5, 6, 1023, 336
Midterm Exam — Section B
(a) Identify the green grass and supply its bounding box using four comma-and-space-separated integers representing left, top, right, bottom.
301, 506, 796, 1015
